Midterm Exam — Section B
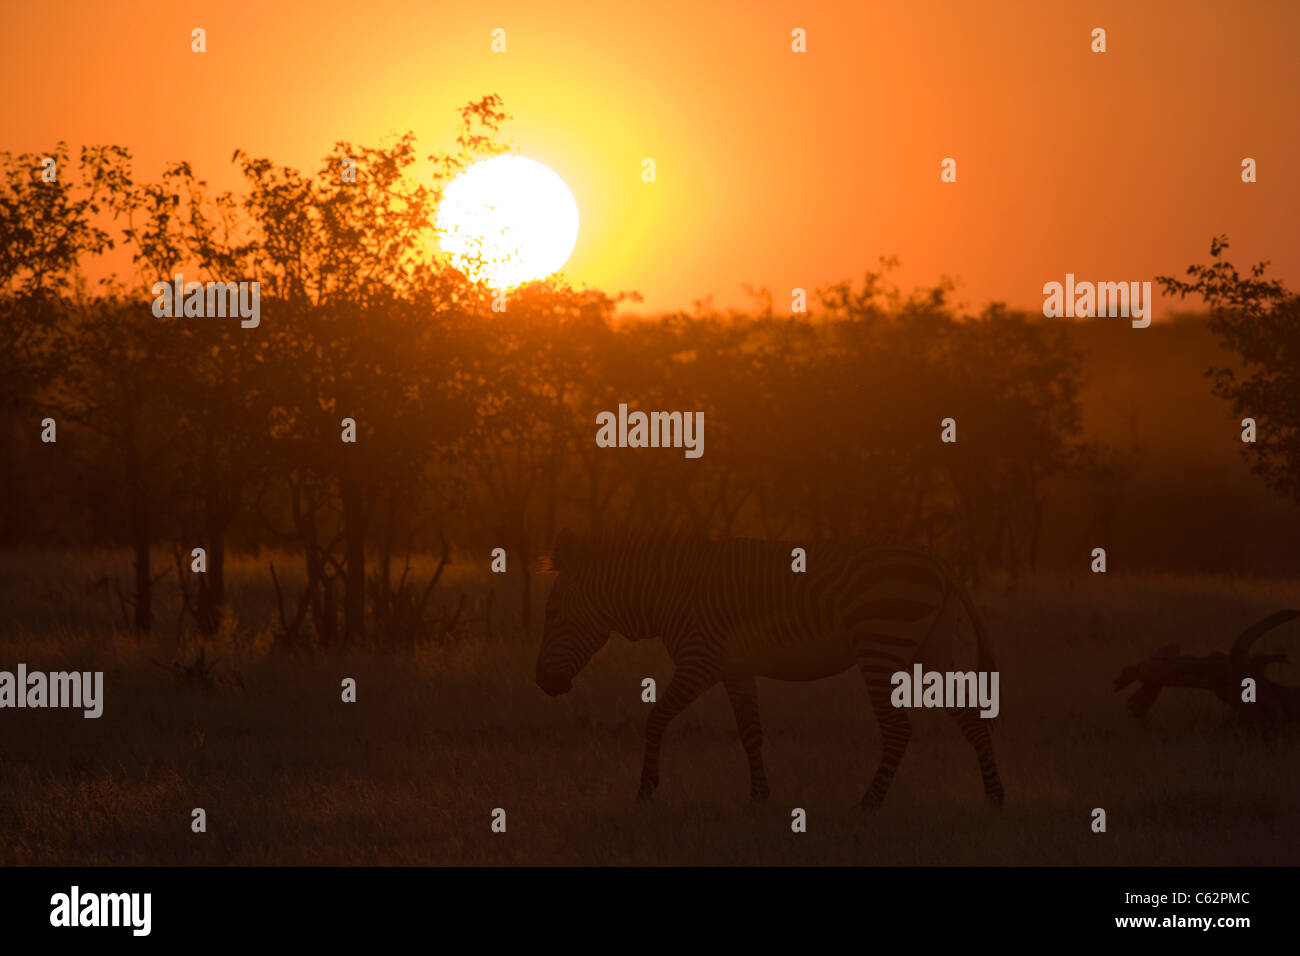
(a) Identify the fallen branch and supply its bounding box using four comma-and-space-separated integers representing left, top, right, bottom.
1115, 609, 1300, 723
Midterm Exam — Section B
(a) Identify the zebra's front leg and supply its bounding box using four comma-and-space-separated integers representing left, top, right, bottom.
638, 655, 718, 801
724, 674, 769, 802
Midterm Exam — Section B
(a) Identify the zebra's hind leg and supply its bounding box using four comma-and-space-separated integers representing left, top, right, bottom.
723, 674, 769, 802
638, 656, 717, 801
859, 661, 912, 811
949, 706, 1004, 807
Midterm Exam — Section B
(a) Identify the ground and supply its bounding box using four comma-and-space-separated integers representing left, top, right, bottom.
2, 551, 1297, 865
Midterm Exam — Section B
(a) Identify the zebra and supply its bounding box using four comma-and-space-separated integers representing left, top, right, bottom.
535, 530, 1004, 809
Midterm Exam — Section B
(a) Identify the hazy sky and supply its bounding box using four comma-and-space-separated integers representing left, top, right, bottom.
3, 0, 1296, 316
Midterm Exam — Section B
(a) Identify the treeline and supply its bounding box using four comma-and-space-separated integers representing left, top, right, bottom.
3, 105, 1296, 646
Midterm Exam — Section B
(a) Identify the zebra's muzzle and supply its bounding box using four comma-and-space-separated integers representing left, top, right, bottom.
536, 668, 573, 697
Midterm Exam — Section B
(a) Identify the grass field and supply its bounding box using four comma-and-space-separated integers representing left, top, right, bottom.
2, 550, 1297, 865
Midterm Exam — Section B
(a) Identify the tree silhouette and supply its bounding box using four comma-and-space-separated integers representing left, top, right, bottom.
1160, 236, 1300, 504
0, 96, 1110, 648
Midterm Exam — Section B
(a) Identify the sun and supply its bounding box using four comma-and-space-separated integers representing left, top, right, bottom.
435, 154, 580, 290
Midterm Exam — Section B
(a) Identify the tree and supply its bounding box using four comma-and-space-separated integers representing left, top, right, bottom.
1159, 236, 1300, 503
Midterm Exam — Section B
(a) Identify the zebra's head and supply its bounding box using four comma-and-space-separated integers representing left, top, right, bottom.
536, 529, 611, 697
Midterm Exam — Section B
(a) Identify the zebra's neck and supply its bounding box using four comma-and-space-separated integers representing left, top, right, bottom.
591, 534, 706, 639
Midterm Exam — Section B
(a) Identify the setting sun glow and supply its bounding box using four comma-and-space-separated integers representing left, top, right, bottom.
436, 154, 580, 290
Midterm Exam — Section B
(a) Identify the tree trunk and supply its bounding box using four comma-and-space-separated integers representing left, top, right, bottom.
125, 407, 152, 635
516, 516, 532, 633
318, 573, 338, 648
130, 507, 151, 634
196, 490, 228, 634
340, 475, 367, 643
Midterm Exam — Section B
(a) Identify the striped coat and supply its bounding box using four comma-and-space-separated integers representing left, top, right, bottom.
535, 531, 1003, 808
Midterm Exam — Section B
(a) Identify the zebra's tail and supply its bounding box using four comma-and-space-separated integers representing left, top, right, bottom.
950, 577, 997, 675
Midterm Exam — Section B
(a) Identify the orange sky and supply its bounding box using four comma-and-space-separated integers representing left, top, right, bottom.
2, 0, 1297, 316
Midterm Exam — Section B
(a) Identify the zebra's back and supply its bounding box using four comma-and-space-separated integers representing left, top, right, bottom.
686, 539, 952, 681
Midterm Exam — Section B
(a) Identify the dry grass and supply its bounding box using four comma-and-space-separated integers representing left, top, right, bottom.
1, 550, 1297, 865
